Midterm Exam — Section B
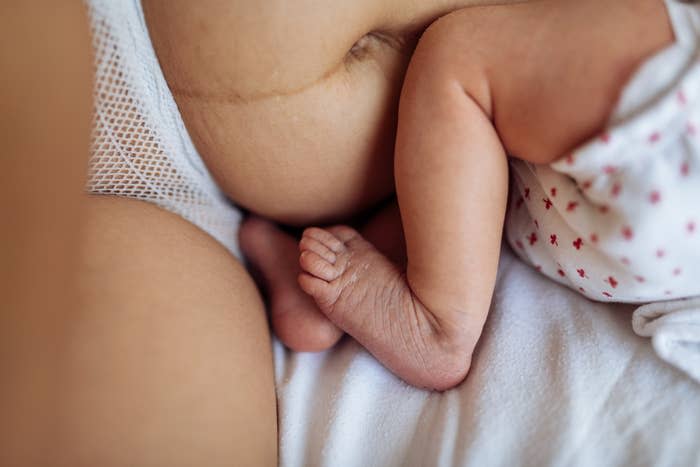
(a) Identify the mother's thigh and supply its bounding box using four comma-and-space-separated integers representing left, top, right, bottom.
58, 197, 276, 467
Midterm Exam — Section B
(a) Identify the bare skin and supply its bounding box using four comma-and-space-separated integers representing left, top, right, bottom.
4, 1, 539, 464
143, 0, 518, 225
56, 199, 278, 467
298, 0, 675, 389
2, 3, 276, 466
3, 3, 673, 465
239, 204, 407, 351
143, 0, 520, 353
239, 218, 346, 351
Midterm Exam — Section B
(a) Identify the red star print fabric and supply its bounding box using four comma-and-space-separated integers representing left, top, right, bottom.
505, 1, 700, 304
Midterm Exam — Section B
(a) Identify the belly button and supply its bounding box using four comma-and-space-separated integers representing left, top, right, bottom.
347, 31, 408, 61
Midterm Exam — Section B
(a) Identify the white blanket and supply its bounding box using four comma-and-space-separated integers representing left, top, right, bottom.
274, 247, 700, 467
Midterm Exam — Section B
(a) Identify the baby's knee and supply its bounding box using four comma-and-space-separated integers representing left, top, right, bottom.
411, 9, 483, 77
406, 6, 509, 105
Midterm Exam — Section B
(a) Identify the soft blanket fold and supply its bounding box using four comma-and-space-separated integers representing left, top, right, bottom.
275, 248, 700, 467
633, 297, 700, 383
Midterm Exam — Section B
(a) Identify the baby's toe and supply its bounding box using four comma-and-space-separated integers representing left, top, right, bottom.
302, 227, 345, 253
299, 250, 341, 282
299, 236, 337, 264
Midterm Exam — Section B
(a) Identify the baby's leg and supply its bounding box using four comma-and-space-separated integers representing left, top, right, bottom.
240, 202, 406, 352
240, 218, 345, 352
299, 17, 508, 390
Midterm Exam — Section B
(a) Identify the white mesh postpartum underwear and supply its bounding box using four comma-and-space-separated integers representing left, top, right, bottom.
85, 0, 242, 257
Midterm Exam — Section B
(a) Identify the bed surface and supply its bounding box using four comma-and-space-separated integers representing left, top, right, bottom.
273, 246, 700, 467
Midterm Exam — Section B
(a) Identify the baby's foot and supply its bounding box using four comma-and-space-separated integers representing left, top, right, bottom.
239, 217, 343, 352
298, 226, 477, 390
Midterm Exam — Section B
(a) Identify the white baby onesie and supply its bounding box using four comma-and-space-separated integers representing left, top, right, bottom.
506, 0, 700, 304
505, 0, 700, 383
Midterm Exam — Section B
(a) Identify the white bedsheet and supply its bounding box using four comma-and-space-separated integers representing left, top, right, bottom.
273, 246, 700, 467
